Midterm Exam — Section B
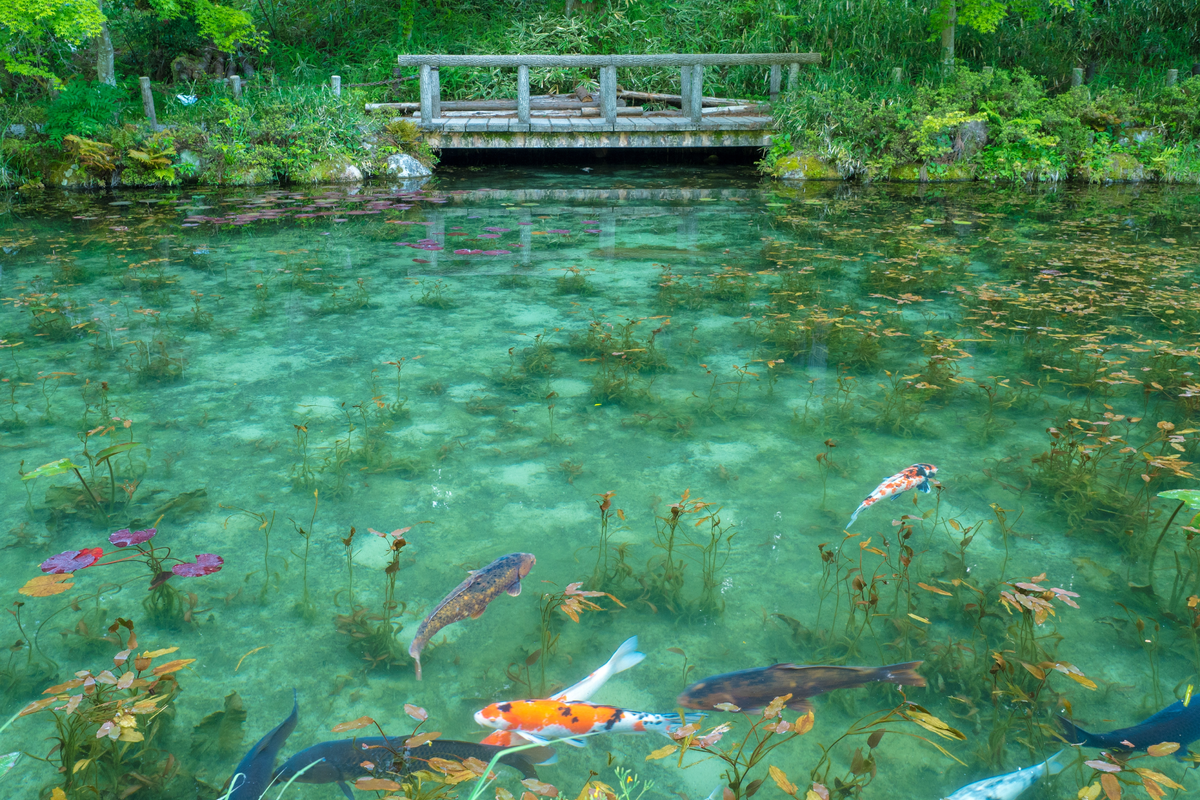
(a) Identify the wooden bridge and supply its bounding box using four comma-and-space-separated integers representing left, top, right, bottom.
379, 53, 820, 149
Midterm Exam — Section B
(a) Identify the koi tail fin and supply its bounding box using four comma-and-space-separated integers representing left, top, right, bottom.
499, 747, 554, 779
411, 653, 423, 681
608, 635, 646, 675
1055, 715, 1099, 748
1044, 749, 1067, 776
847, 504, 865, 529
877, 660, 926, 688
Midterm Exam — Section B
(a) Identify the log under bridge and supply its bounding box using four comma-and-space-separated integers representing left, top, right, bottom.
379, 53, 821, 149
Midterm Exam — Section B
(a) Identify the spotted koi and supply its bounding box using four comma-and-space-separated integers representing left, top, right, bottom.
474, 700, 703, 746
847, 463, 938, 529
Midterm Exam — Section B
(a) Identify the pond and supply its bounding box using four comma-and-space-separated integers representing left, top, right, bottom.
1, 168, 1199, 800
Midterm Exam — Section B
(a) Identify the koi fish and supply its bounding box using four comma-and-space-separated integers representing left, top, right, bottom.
1058, 699, 1200, 753
474, 700, 704, 746
274, 736, 547, 800
481, 636, 646, 748
409, 552, 536, 680
678, 662, 925, 714
847, 463, 938, 528
227, 689, 299, 799
944, 750, 1065, 800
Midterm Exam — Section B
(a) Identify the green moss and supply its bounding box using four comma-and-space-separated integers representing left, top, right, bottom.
773, 153, 841, 180
888, 163, 925, 181
1079, 152, 1146, 182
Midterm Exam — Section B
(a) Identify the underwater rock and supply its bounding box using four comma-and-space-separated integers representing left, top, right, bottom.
386, 153, 432, 178
773, 153, 841, 181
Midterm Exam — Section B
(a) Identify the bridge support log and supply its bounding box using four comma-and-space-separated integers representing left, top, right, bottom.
430, 66, 442, 120
419, 64, 433, 124
769, 64, 781, 104
517, 64, 531, 125
600, 65, 617, 124
688, 64, 703, 124
788, 62, 800, 91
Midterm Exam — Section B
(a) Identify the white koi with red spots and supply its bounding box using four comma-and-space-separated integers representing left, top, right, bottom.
847, 463, 938, 529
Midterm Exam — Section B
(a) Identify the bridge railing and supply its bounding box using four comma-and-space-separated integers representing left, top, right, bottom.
395, 53, 821, 127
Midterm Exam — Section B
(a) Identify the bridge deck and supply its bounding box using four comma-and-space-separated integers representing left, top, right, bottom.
417, 114, 774, 149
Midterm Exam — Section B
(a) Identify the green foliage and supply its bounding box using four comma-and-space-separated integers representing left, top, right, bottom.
43, 82, 132, 143
0, 0, 105, 86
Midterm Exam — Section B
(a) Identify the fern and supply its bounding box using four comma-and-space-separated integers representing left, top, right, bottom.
44, 82, 133, 143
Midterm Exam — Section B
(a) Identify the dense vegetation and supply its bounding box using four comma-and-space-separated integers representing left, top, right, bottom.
2, 0, 1199, 187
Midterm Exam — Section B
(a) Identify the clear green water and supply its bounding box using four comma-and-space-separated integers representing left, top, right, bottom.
1, 169, 1199, 799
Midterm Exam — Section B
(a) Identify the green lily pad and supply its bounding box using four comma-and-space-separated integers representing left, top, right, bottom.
94, 441, 140, 463
1158, 489, 1200, 510
22, 458, 84, 481
0, 751, 20, 779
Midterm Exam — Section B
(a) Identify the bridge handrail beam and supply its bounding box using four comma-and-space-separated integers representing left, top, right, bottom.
396, 53, 821, 68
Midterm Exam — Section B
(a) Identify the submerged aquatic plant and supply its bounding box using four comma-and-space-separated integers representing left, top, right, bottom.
20, 526, 223, 627
19, 619, 189, 797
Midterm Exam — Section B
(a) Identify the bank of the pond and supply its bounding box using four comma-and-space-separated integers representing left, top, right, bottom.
767, 67, 1200, 184
4, 67, 1200, 190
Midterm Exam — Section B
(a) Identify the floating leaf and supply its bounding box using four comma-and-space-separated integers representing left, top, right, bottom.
1086, 760, 1121, 773
902, 703, 966, 740
769, 765, 797, 796
109, 528, 157, 547
19, 697, 61, 716
40, 548, 104, 574
573, 781, 616, 800
20, 574, 74, 597
714, 702, 741, 712
93, 442, 140, 463
405, 731, 441, 748
763, 694, 792, 719
22, 459, 84, 481
332, 716, 375, 733
521, 779, 559, 797
355, 778, 402, 791
1100, 773, 1121, 800
917, 582, 952, 596
1146, 742, 1179, 757
172, 553, 223, 577
404, 704, 428, 722
1133, 768, 1183, 790
151, 658, 195, 676
646, 745, 678, 761
1158, 489, 1200, 510
497, 790, 515, 800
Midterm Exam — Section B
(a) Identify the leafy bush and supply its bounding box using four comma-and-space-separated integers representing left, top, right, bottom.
43, 81, 134, 143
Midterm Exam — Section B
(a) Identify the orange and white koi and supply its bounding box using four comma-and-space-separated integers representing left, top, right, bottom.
846, 463, 938, 528
474, 700, 703, 747
480, 636, 645, 748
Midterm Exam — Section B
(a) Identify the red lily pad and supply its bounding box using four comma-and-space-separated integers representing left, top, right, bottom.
172, 554, 224, 577
109, 528, 157, 547
40, 547, 104, 574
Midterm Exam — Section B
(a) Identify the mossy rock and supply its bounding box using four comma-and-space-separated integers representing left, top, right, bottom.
200, 164, 274, 187
888, 163, 974, 182
48, 161, 105, 190
773, 153, 841, 181
299, 160, 364, 184
1079, 153, 1146, 183
119, 169, 181, 188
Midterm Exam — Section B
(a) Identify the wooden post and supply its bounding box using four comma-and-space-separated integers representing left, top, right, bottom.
230, 74, 242, 100
680, 66, 692, 118
891, 67, 903, 84
788, 62, 800, 91
600, 65, 617, 124
688, 64, 703, 124
139, 77, 157, 127
419, 64, 432, 123
430, 67, 441, 119
517, 64, 531, 124
331, 75, 341, 96
1166, 69, 1178, 86
769, 63, 782, 103
1071, 67, 1083, 87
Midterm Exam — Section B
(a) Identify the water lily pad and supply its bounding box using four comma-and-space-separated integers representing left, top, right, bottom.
1158, 489, 1200, 510
40, 547, 104, 574
172, 553, 224, 577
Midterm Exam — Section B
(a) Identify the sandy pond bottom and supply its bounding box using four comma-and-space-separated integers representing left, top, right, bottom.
0, 168, 1199, 799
